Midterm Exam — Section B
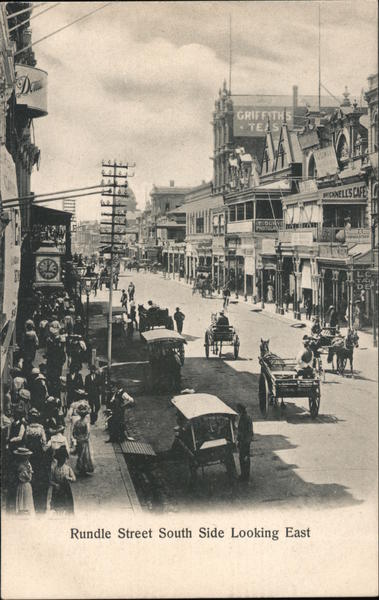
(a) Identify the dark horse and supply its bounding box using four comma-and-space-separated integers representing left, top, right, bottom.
327, 329, 359, 376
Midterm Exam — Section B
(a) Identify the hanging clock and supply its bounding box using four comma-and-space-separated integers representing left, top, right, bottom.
35, 242, 63, 287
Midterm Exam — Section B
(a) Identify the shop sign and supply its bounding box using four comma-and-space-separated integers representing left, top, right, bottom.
15, 65, 48, 116
345, 228, 370, 243
254, 219, 281, 232
354, 269, 372, 291
313, 146, 339, 177
299, 179, 318, 193
319, 245, 348, 258
321, 182, 367, 201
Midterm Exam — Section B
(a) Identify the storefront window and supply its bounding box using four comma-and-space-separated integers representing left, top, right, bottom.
237, 204, 244, 221
196, 217, 204, 233
246, 201, 253, 219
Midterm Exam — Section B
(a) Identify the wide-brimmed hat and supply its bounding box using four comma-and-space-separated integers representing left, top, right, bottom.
46, 395, 57, 404
29, 408, 40, 418
31, 367, 40, 376
25, 319, 35, 328
76, 403, 90, 416
13, 447, 32, 456
19, 389, 31, 400
76, 389, 88, 397
35, 373, 46, 380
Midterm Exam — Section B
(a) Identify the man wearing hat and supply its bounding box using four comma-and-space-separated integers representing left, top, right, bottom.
295, 336, 314, 378
216, 309, 229, 328
236, 403, 253, 482
85, 365, 102, 425
173, 307, 185, 334
30, 371, 48, 414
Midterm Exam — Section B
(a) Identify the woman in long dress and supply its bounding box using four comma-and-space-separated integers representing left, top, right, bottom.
14, 448, 35, 515
72, 403, 94, 475
50, 446, 76, 513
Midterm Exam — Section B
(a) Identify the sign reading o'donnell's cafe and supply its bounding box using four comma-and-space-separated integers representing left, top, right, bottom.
321, 182, 368, 203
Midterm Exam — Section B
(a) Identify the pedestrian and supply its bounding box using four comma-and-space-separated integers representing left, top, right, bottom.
72, 402, 94, 475
106, 388, 134, 443
222, 286, 231, 309
21, 322, 39, 373
267, 284, 274, 303
73, 316, 85, 337
85, 365, 102, 425
129, 300, 138, 331
173, 307, 185, 334
120, 289, 128, 311
49, 446, 76, 514
13, 447, 35, 516
30, 371, 48, 414
24, 408, 48, 513
66, 365, 84, 407
305, 297, 313, 320
284, 290, 290, 312
128, 281, 135, 301
113, 273, 119, 290
236, 403, 253, 482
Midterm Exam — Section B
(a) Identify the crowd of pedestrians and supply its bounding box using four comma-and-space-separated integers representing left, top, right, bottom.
2, 289, 102, 516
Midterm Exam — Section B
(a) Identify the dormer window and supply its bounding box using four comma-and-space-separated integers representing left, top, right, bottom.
308, 154, 318, 179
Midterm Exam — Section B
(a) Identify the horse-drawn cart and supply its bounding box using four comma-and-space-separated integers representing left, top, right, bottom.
258, 352, 321, 420
204, 313, 240, 359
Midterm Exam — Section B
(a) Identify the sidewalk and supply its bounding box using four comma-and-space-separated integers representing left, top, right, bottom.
34, 347, 141, 514
69, 405, 141, 513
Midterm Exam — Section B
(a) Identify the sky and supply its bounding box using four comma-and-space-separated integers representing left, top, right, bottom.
30, 0, 378, 221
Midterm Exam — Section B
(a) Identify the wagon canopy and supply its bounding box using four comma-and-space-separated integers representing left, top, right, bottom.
171, 393, 237, 420
141, 329, 186, 344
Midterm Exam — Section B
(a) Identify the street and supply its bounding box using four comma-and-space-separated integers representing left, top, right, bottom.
90, 270, 378, 512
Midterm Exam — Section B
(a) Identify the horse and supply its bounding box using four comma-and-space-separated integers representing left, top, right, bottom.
259, 339, 285, 370
327, 329, 359, 376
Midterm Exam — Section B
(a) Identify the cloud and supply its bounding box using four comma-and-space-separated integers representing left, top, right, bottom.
30, 1, 377, 221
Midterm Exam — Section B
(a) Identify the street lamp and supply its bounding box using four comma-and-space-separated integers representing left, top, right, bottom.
82, 274, 97, 337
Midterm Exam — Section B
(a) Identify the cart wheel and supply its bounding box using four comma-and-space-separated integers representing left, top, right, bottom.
309, 388, 320, 419
337, 356, 347, 375
259, 373, 270, 418
205, 333, 210, 358
234, 336, 240, 360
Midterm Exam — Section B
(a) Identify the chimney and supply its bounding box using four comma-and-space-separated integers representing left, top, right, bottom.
170, 180, 175, 187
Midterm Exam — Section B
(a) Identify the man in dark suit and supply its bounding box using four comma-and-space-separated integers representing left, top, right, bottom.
85, 365, 102, 424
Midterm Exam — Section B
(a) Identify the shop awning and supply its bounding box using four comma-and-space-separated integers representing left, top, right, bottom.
31, 205, 72, 226
348, 244, 371, 259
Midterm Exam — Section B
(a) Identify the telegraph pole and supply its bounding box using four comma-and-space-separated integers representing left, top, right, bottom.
100, 159, 135, 373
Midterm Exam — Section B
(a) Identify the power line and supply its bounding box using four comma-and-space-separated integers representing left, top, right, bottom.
14, 2, 112, 57
8, 3, 61, 33
6, 3, 46, 21
1, 184, 105, 205
3, 190, 104, 210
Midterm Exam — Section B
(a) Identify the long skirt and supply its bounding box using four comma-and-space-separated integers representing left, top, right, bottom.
51, 481, 74, 513
16, 482, 35, 515
76, 440, 94, 474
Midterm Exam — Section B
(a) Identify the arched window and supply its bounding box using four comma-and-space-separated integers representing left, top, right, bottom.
371, 111, 378, 152
336, 134, 349, 167
308, 154, 317, 179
